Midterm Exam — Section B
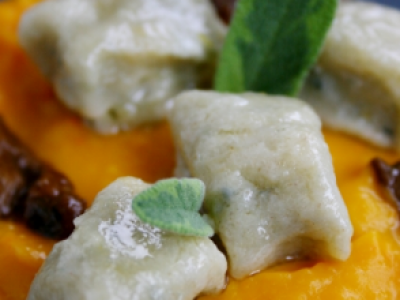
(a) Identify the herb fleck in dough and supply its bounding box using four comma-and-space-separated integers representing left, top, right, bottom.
168, 91, 353, 279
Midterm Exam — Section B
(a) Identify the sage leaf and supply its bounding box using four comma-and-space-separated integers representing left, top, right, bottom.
132, 178, 214, 237
214, 0, 337, 96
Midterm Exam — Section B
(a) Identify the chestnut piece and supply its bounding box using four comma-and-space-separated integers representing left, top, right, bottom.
0, 118, 87, 239
0, 157, 26, 217
24, 166, 87, 239
0, 119, 41, 179
0, 120, 41, 217
211, 0, 237, 24
371, 158, 400, 205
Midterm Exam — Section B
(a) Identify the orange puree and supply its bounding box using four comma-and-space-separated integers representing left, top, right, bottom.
0, 0, 400, 299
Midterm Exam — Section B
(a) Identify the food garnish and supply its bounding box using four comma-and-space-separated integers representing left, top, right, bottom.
371, 158, 400, 207
214, 0, 337, 95
132, 178, 214, 237
24, 166, 87, 239
0, 118, 86, 239
0, 119, 41, 217
211, 0, 237, 24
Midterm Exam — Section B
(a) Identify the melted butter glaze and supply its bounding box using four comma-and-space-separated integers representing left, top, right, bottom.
98, 193, 163, 260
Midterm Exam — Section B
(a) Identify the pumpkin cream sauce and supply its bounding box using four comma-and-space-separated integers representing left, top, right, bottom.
1, 0, 400, 299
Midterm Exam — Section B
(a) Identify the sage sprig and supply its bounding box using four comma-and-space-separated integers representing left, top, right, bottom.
214, 0, 337, 96
132, 178, 214, 237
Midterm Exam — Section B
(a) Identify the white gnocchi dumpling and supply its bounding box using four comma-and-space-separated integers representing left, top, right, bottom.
19, 0, 226, 133
27, 177, 227, 300
168, 91, 353, 279
300, 1, 400, 150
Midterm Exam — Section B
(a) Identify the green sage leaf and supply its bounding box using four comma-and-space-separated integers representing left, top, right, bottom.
214, 0, 337, 96
132, 178, 214, 237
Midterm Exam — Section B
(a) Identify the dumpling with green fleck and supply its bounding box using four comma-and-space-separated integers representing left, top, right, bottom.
27, 177, 227, 300
301, 1, 400, 150
168, 91, 353, 280
18, 0, 226, 133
